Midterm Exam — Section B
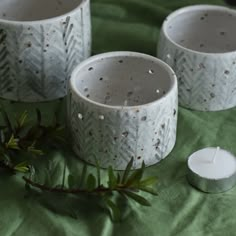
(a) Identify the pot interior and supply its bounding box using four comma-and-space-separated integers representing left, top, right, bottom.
74, 54, 174, 107
0, 0, 82, 21
165, 7, 236, 53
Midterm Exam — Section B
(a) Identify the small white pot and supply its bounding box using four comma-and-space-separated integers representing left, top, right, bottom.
68, 51, 178, 170
158, 5, 236, 111
0, 0, 91, 102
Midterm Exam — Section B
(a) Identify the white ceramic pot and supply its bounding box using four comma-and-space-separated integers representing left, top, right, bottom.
68, 51, 178, 170
158, 5, 236, 111
0, 0, 91, 102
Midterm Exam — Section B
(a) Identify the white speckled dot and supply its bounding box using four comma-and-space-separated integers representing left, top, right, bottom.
99, 115, 105, 120
78, 113, 83, 120
148, 69, 154, 74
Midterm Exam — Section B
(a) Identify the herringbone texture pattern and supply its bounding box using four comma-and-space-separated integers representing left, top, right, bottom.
0, 3, 91, 102
62, 16, 85, 80
0, 28, 16, 97
158, 32, 236, 111
69, 85, 178, 170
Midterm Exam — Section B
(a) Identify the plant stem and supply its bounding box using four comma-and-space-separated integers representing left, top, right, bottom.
23, 177, 134, 195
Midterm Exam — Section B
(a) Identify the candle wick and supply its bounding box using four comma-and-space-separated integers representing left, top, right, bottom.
212, 146, 220, 163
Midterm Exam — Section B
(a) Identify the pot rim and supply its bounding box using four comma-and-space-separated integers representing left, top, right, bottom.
70, 51, 177, 110
0, 0, 88, 24
161, 4, 236, 56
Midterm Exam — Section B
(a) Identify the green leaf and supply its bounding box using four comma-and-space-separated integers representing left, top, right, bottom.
27, 142, 44, 155
139, 176, 158, 187
123, 191, 151, 206
86, 174, 96, 191
108, 166, 117, 189
14, 162, 29, 173
17, 111, 28, 128
121, 157, 133, 184
14, 161, 28, 167
138, 186, 158, 196
5, 135, 20, 150
68, 174, 75, 188
79, 164, 87, 188
95, 159, 101, 187
2, 153, 10, 162
106, 199, 121, 222
126, 162, 145, 186
117, 173, 121, 184
61, 161, 67, 189
28, 148, 44, 156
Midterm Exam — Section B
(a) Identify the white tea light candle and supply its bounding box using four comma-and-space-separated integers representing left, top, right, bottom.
187, 147, 236, 193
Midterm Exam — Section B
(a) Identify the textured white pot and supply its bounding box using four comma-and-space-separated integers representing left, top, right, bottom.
158, 5, 236, 111
0, 0, 91, 102
68, 51, 178, 170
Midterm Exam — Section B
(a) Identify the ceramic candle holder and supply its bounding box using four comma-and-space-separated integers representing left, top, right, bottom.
158, 5, 236, 111
68, 51, 178, 170
0, 0, 91, 102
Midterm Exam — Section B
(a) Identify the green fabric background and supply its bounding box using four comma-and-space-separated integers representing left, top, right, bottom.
1, 0, 236, 235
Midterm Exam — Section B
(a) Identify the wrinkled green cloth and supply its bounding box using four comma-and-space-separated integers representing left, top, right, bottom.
1, 0, 236, 235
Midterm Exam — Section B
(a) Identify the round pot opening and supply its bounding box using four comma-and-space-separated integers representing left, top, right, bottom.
0, 0, 83, 22
72, 53, 175, 107
164, 6, 236, 53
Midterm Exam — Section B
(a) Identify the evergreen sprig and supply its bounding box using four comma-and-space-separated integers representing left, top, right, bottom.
23, 158, 158, 221
0, 107, 65, 172
0, 108, 158, 221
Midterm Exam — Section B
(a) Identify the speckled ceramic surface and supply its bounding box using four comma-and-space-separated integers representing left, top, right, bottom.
0, 0, 91, 102
158, 5, 236, 111
68, 51, 178, 170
